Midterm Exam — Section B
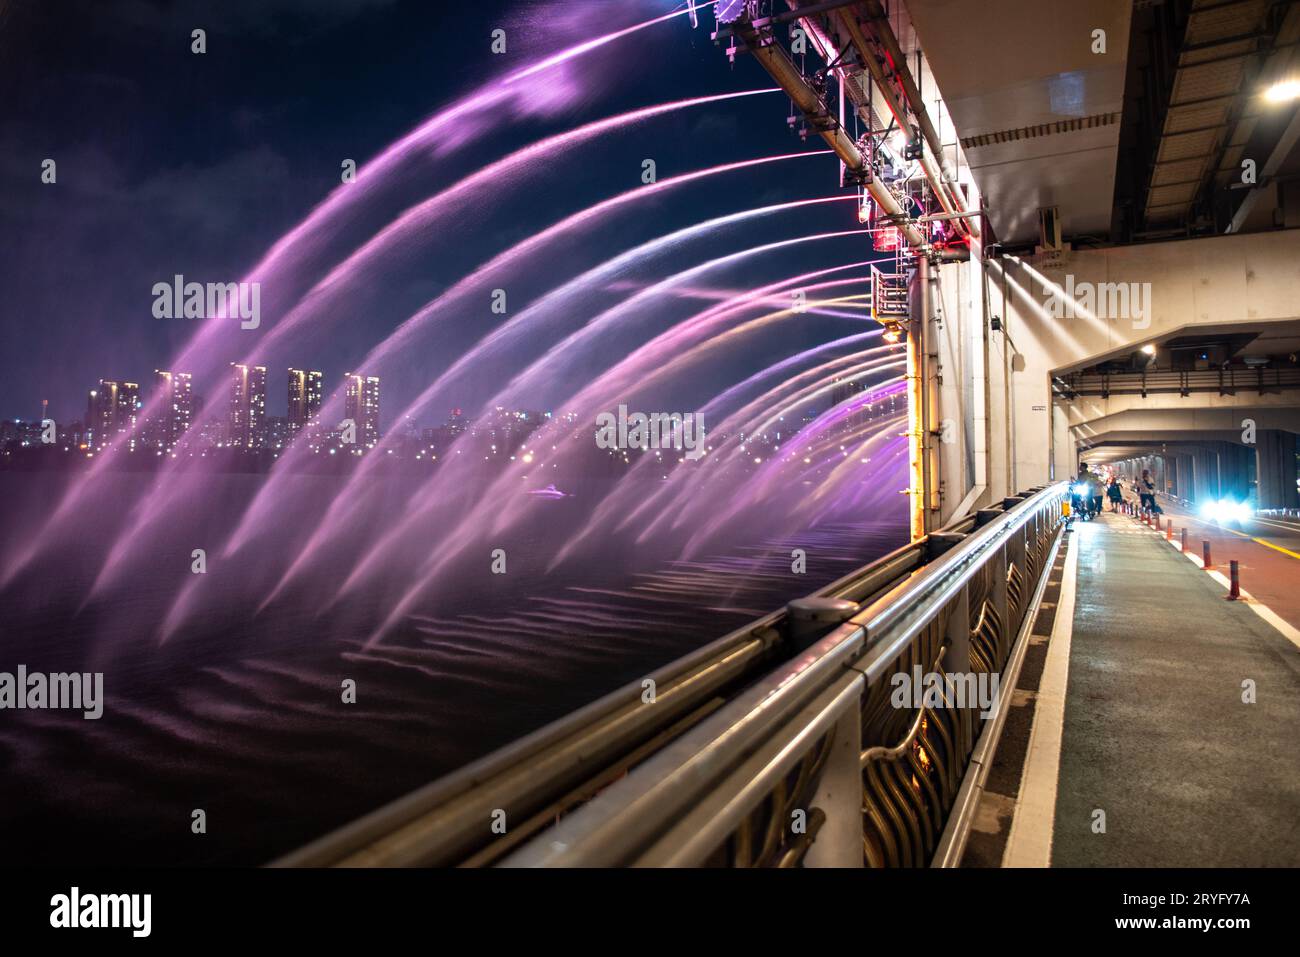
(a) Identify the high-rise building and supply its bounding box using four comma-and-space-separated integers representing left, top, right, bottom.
829, 376, 868, 431
287, 368, 323, 436
229, 363, 267, 449
264, 415, 291, 451
86, 379, 140, 450
86, 388, 106, 448
344, 373, 380, 447
118, 382, 140, 444
152, 370, 195, 452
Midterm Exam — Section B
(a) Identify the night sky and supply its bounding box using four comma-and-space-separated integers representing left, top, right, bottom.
1, 0, 866, 425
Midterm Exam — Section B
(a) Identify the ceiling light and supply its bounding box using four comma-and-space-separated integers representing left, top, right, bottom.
1264, 80, 1300, 103
1140, 343, 1156, 355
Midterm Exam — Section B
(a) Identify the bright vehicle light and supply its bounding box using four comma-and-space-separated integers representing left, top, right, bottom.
1203, 498, 1253, 523
1072, 483, 1089, 496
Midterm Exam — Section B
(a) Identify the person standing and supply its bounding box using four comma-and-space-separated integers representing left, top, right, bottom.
1107, 477, 1123, 512
1139, 469, 1158, 513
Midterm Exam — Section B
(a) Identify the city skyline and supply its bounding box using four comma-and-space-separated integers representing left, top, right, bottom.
2, 362, 391, 456
1, 362, 902, 464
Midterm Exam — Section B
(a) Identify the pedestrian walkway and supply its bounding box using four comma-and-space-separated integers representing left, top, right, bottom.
970, 511, 1300, 867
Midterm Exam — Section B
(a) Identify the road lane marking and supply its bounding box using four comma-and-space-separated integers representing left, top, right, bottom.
1159, 519, 1300, 649
1246, 537, 1300, 562
1161, 510, 1300, 563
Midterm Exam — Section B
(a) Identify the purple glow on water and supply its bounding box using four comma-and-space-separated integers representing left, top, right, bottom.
0, 0, 917, 867
4, 1, 908, 662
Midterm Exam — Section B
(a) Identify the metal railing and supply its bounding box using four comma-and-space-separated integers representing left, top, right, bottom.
1056, 365, 1300, 398
274, 483, 1067, 868
502, 483, 1068, 867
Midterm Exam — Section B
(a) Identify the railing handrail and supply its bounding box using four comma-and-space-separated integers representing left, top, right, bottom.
273, 488, 1053, 868
273, 604, 784, 867
503, 482, 1067, 867
854, 491, 1046, 682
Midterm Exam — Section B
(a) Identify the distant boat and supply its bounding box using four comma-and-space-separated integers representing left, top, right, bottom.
527, 483, 571, 499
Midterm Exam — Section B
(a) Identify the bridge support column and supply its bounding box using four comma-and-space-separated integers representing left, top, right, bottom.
1256, 430, 1299, 509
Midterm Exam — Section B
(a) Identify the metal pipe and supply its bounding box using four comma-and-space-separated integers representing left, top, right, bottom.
734, 16, 927, 248
907, 265, 927, 540
834, 7, 969, 235
713, 0, 863, 36
857, 0, 980, 238
918, 209, 980, 223
917, 256, 942, 529
828, 0, 969, 233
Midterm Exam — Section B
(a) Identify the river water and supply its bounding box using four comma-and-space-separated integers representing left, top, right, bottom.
0, 470, 905, 865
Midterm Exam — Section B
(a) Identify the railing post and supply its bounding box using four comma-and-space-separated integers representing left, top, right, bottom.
925, 533, 971, 676
1004, 512, 1027, 632
803, 689, 865, 868
942, 577, 974, 763
988, 538, 1010, 661
1031, 509, 1044, 567
928, 531, 973, 693
926, 531, 967, 563
943, 583, 973, 676
787, 597, 859, 652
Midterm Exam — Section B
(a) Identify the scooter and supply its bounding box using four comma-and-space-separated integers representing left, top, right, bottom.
1070, 481, 1100, 521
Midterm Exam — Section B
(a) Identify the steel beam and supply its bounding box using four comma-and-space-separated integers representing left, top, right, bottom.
734, 15, 927, 248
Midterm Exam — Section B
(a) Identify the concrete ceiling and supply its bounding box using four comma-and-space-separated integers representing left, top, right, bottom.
1051, 318, 1300, 375
1080, 438, 1241, 464
905, 0, 1133, 244
1145, 0, 1272, 226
